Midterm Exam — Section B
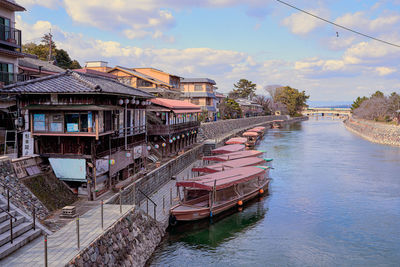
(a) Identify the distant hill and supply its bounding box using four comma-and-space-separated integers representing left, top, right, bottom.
308, 101, 351, 108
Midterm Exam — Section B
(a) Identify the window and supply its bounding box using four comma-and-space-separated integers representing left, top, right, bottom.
104, 111, 112, 132
0, 17, 11, 41
0, 62, 14, 85
206, 98, 212, 106
191, 99, 200, 105
137, 78, 152, 87
65, 113, 89, 132
33, 114, 46, 131
50, 114, 63, 132
194, 84, 203, 91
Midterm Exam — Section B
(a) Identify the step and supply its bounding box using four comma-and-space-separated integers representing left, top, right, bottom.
0, 211, 16, 224
0, 216, 25, 235
0, 228, 42, 259
0, 222, 34, 247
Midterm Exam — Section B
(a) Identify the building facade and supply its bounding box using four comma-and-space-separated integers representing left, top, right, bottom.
147, 98, 200, 159
0, 70, 153, 199
180, 78, 218, 121
235, 98, 264, 117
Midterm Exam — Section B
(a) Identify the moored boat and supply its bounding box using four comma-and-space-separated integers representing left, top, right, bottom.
272, 120, 284, 129
225, 137, 247, 145
169, 166, 270, 224
211, 144, 245, 154
203, 150, 264, 162
192, 157, 269, 174
242, 131, 260, 149
247, 127, 265, 138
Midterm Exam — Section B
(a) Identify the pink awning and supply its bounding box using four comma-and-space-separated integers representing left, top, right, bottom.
173, 109, 201, 114
212, 144, 245, 154
192, 157, 265, 173
203, 150, 264, 162
225, 137, 247, 145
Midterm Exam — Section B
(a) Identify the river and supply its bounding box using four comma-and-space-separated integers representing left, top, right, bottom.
148, 118, 400, 266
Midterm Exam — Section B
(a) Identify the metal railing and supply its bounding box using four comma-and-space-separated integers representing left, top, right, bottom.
147, 121, 200, 135
0, 181, 37, 245
0, 23, 22, 48
137, 188, 157, 220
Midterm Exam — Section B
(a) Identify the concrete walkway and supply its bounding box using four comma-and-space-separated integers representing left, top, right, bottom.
0, 204, 133, 267
138, 160, 202, 226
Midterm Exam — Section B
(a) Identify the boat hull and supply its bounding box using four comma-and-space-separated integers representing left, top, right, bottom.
170, 179, 270, 223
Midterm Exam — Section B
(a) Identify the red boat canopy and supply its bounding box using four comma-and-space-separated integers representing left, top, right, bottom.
177, 166, 266, 191
203, 150, 264, 162
192, 157, 265, 173
248, 128, 264, 133
211, 144, 245, 154
225, 137, 247, 145
243, 131, 259, 137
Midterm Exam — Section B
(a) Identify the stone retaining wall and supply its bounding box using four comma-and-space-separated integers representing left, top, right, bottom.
67, 208, 164, 267
199, 115, 289, 140
344, 117, 400, 146
0, 157, 49, 220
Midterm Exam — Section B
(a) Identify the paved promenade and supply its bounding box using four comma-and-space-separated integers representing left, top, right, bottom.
0, 204, 133, 267
138, 160, 202, 226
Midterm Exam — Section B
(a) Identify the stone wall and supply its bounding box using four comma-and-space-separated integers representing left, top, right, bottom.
67, 208, 164, 267
0, 157, 49, 220
344, 117, 400, 146
108, 144, 203, 206
199, 115, 289, 140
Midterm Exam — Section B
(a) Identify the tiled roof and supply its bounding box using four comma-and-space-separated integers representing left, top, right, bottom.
183, 92, 216, 98
18, 57, 65, 73
74, 68, 117, 79
151, 98, 200, 110
0, 0, 25, 11
181, 78, 216, 85
0, 47, 24, 58
0, 70, 154, 98
112, 66, 171, 87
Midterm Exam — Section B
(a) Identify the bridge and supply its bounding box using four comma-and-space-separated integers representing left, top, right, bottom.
302, 107, 351, 116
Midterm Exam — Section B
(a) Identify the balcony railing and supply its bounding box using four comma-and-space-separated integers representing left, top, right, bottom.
147, 121, 200, 136
0, 24, 21, 48
0, 71, 15, 86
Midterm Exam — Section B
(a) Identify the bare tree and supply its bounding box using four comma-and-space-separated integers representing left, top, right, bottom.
253, 95, 272, 115
264, 84, 283, 100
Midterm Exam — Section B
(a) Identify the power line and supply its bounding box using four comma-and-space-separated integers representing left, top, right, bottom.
275, 0, 400, 48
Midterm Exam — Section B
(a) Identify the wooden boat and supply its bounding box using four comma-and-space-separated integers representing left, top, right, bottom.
211, 144, 245, 154
192, 157, 269, 174
169, 166, 270, 224
247, 127, 265, 138
203, 150, 264, 162
242, 131, 260, 149
272, 120, 284, 129
225, 137, 247, 145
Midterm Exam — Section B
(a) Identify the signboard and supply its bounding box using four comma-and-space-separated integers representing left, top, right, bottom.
134, 146, 142, 159
49, 158, 87, 182
96, 156, 109, 176
67, 123, 79, 132
22, 131, 34, 156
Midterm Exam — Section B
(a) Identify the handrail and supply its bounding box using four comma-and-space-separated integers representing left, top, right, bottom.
137, 188, 157, 220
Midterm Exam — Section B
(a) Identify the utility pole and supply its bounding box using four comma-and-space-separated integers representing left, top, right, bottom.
48, 29, 53, 61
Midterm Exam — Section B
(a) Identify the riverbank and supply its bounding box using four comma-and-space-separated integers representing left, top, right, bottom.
344, 117, 400, 146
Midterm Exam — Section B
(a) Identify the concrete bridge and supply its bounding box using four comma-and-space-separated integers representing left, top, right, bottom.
302, 107, 351, 117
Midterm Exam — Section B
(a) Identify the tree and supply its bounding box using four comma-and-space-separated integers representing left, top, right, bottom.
22, 33, 81, 69
229, 79, 257, 99
219, 98, 242, 119
371, 90, 384, 98
253, 95, 272, 115
273, 86, 309, 116
351, 96, 368, 110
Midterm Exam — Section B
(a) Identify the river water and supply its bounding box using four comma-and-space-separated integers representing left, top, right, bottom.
149, 118, 400, 267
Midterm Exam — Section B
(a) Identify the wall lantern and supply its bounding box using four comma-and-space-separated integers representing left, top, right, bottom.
169, 139, 173, 143
141, 101, 146, 105
162, 143, 166, 147
156, 112, 160, 116
173, 137, 176, 141
131, 98, 136, 104
177, 136, 180, 140
109, 159, 115, 165
118, 99, 124, 105
182, 134, 185, 138
147, 146, 151, 151
187, 133, 190, 136
126, 152, 131, 158
155, 144, 160, 149
124, 99, 130, 104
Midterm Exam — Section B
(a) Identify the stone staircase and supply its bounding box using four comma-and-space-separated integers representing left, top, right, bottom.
0, 195, 42, 259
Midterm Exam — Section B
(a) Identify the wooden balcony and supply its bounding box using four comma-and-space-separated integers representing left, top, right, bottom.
147, 121, 200, 136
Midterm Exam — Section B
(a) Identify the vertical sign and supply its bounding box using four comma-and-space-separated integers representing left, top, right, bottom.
22, 131, 34, 156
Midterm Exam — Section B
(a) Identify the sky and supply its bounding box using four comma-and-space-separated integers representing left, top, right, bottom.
15, 0, 400, 103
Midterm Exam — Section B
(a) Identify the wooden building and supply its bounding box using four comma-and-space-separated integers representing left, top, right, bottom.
0, 70, 153, 199
147, 98, 200, 159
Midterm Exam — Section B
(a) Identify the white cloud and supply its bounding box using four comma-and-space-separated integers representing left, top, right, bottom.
282, 8, 328, 35
375, 66, 396, 76
17, 0, 61, 9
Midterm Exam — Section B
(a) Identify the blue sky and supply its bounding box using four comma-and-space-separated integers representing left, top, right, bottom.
16, 0, 400, 102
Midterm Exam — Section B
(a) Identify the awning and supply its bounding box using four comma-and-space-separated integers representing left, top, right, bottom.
147, 106, 171, 112
212, 144, 245, 154
192, 157, 266, 174
173, 109, 201, 114
23, 104, 123, 111
203, 150, 263, 162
